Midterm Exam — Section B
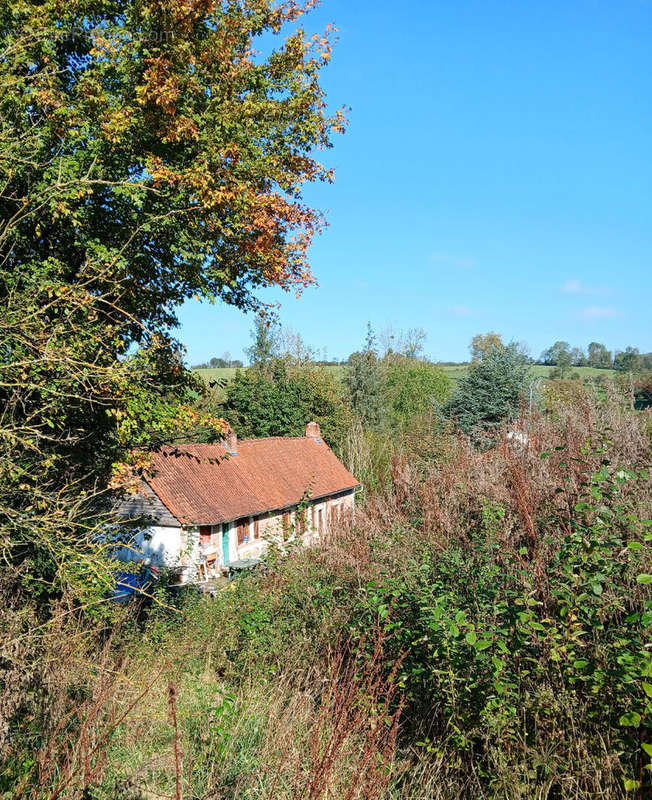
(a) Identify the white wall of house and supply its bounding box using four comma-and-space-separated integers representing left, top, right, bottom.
116, 525, 201, 583
116, 490, 356, 583
116, 525, 183, 569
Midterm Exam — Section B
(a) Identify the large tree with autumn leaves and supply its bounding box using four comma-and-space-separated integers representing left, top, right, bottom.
0, 0, 344, 601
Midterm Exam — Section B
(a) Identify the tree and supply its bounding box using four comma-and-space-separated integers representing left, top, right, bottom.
541, 341, 572, 367
614, 347, 641, 373
0, 0, 344, 599
383, 359, 450, 425
276, 326, 316, 362
247, 316, 280, 369
570, 347, 586, 367
223, 359, 351, 447
400, 328, 428, 359
445, 344, 531, 441
379, 326, 428, 359
345, 325, 383, 430
550, 346, 573, 379
470, 332, 504, 362
587, 342, 613, 369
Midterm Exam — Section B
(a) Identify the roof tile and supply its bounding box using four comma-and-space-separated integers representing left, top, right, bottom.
146, 436, 360, 525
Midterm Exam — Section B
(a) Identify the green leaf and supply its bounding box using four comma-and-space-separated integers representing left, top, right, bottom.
465, 630, 477, 646
623, 778, 641, 791
642, 682, 652, 698
642, 742, 652, 757
619, 712, 641, 727
637, 574, 652, 585
475, 639, 492, 651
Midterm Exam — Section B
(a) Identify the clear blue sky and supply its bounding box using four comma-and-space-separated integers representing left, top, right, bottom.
178, 0, 652, 364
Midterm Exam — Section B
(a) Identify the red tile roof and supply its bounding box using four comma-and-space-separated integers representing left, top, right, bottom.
145, 435, 360, 525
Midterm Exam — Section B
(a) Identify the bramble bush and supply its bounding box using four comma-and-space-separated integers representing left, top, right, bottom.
355, 454, 651, 795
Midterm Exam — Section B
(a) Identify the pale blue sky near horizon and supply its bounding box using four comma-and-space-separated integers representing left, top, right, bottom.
177, 0, 652, 365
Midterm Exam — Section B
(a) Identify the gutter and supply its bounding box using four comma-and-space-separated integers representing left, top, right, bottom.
181, 484, 362, 528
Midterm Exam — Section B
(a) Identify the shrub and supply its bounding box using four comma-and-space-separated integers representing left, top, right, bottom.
383, 358, 450, 426
222, 359, 352, 448
5, 389, 651, 799
444, 343, 531, 443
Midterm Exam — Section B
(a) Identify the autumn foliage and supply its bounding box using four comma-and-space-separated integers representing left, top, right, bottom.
0, 0, 344, 598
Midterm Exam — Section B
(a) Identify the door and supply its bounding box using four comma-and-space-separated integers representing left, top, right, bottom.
222, 524, 230, 565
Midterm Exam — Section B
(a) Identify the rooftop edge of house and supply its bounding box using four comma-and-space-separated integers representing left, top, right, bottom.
145, 484, 360, 528
136, 422, 360, 528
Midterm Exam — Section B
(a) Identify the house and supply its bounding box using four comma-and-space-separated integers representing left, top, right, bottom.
115, 422, 360, 583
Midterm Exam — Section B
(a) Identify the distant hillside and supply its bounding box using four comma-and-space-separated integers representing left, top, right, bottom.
193, 364, 345, 380
439, 364, 617, 380
193, 366, 240, 384
193, 363, 616, 390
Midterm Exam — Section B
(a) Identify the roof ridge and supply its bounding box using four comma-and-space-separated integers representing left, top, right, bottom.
239, 434, 313, 443
159, 434, 314, 451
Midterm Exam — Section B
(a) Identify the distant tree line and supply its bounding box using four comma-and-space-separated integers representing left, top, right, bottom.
211, 320, 454, 453
194, 322, 652, 460
538, 341, 651, 375
192, 354, 244, 369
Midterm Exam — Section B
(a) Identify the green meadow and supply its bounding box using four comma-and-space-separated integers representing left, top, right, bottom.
193, 362, 616, 388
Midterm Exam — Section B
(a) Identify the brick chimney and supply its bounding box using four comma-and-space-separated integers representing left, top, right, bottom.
224, 428, 238, 454
305, 421, 321, 439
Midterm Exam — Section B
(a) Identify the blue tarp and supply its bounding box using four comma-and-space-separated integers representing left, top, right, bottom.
111, 569, 156, 602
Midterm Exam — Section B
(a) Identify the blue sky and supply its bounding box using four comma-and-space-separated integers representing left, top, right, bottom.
178, 0, 652, 364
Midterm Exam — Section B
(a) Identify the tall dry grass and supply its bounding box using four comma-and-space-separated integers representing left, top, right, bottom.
351, 384, 651, 553
5, 605, 404, 800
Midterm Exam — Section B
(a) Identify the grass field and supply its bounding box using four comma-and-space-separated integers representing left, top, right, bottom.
193, 363, 616, 389
440, 363, 615, 380
193, 366, 240, 384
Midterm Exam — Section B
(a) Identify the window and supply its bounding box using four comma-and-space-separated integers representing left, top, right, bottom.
327, 504, 340, 527
317, 509, 323, 533
237, 519, 248, 545
199, 525, 211, 545
253, 517, 260, 539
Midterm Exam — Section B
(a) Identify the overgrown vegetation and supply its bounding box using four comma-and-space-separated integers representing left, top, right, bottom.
3, 386, 650, 799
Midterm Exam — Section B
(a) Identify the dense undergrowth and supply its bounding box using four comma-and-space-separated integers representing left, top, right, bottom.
1, 391, 651, 799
